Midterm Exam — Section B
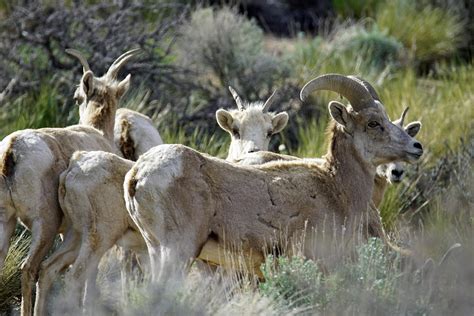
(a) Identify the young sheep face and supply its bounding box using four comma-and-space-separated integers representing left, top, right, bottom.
376, 113, 422, 183
329, 100, 423, 166
74, 71, 130, 125
216, 104, 288, 161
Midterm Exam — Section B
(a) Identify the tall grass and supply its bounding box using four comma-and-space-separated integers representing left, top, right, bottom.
0, 85, 77, 139
0, 230, 30, 313
376, 0, 465, 61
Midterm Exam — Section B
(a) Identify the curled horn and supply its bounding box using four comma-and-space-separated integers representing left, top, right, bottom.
262, 90, 278, 112
106, 48, 141, 80
228, 86, 244, 111
300, 74, 375, 112
66, 48, 91, 73
348, 75, 381, 101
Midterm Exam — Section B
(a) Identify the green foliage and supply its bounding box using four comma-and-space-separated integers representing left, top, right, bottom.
161, 122, 229, 159
340, 238, 399, 308
175, 7, 286, 99
331, 24, 405, 70
260, 255, 324, 309
260, 239, 402, 314
376, 0, 465, 61
290, 117, 327, 158
0, 85, 77, 139
332, 0, 383, 18
289, 24, 405, 87
378, 185, 403, 231
0, 231, 30, 312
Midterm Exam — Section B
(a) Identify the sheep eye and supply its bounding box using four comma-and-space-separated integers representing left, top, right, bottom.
368, 121, 379, 128
232, 128, 240, 139
266, 130, 273, 138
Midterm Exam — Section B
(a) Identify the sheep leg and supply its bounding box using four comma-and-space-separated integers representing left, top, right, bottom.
34, 228, 80, 316
156, 232, 208, 282
66, 236, 115, 309
20, 219, 59, 316
83, 257, 100, 310
0, 216, 16, 272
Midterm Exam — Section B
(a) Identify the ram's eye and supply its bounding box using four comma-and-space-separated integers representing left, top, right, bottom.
266, 130, 273, 138
368, 121, 379, 128
232, 128, 240, 139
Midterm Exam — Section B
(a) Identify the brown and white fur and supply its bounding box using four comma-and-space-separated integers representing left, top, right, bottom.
41, 87, 288, 306
123, 74, 424, 281
0, 48, 138, 316
114, 107, 163, 161
198, 110, 421, 273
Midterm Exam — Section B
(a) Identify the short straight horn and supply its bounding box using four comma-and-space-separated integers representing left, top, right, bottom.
262, 90, 278, 112
106, 48, 141, 80
300, 74, 375, 112
66, 48, 91, 73
392, 106, 410, 127
228, 86, 244, 111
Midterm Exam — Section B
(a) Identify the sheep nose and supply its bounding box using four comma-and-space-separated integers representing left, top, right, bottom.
391, 169, 404, 178
413, 142, 422, 150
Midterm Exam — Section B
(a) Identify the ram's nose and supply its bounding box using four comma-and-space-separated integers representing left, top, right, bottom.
390, 169, 404, 183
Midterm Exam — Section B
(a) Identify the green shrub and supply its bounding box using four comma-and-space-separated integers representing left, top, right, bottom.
175, 7, 286, 99
376, 0, 465, 62
330, 24, 405, 70
289, 23, 404, 87
260, 255, 325, 309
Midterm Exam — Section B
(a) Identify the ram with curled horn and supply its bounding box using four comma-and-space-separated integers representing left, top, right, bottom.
216, 86, 289, 161
0, 47, 139, 315
123, 73, 424, 280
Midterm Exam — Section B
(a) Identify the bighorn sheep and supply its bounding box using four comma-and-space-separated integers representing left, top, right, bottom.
234, 107, 422, 208
0, 48, 138, 316
198, 108, 422, 273
217, 87, 289, 161
38, 87, 288, 306
124, 74, 424, 280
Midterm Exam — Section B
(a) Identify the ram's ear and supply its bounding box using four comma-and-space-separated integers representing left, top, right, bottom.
405, 121, 422, 137
271, 112, 289, 134
81, 71, 95, 98
116, 74, 131, 99
328, 101, 352, 131
216, 109, 234, 133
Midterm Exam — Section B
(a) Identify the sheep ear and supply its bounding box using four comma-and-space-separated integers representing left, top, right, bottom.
81, 71, 94, 98
272, 112, 289, 134
116, 74, 131, 99
405, 121, 422, 137
329, 101, 351, 129
216, 109, 234, 133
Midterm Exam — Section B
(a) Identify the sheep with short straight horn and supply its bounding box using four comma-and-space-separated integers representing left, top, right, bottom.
217, 86, 288, 161
124, 74, 424, 281
0, 48, 138, 316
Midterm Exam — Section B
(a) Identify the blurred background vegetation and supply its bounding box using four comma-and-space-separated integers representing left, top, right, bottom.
0, 0, 472, 314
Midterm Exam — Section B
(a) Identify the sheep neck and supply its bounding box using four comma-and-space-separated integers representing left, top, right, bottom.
81, 103, 116, 143
324, 123, 375, 216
